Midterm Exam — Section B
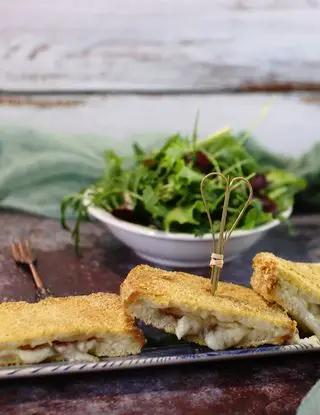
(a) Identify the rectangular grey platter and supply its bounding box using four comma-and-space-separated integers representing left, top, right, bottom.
0, 338, 319, 380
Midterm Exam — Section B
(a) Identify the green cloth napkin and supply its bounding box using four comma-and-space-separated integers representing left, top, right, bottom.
297, 380, 320, 415
0, 127, 107, 217
0, 127, 164, 217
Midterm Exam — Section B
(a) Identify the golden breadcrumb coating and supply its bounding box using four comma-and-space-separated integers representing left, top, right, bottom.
251, 252, 320, 303
251, 252, 320, 336
121, 265, 296, 336
0, 293, 144, 350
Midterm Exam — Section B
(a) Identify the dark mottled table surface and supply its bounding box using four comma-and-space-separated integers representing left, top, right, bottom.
0, 212, 320, 415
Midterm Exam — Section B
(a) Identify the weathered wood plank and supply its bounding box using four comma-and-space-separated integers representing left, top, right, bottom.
0, 93, 319, 156
1, 0, 320, 92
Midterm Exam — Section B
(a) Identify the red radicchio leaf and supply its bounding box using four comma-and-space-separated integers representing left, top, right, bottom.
194, 151, 213, 174
250, 174, 268, 195
259, 195, 278, 214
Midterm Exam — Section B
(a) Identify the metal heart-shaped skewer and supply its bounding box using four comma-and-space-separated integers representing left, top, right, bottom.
200, 172, 253, 295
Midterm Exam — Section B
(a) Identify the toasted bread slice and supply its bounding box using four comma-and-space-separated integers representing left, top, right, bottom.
252, 252, 320, 338
120, 265, 297, 350
0, 293, 144, 366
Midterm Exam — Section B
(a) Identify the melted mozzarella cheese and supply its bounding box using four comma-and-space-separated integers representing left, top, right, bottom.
175, 316, 201, 340
175, 315, 248, 350
54, 340, 97, 362
0, 339, 98, 365
0, 345, 54, 364
17, 346, 55, 364
278, 281, 320, 338
204, 325, 247, 350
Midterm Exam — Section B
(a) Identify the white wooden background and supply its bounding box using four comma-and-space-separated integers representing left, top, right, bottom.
1, 0, 320, 156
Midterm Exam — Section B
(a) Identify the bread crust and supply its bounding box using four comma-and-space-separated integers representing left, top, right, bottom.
121, 265, 296, 338
251, 252, 279, 301
251, 252, 320, 303
0, 293, 144, 350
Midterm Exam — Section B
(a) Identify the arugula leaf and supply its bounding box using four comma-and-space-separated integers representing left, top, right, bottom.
242, 199, 273, 229
60, 191, 89, 254
132, 142, 145, 160
266, 169, 306, 211
142, 186, 168, 219
164, 205, 199, 231
266, 169, 306, 192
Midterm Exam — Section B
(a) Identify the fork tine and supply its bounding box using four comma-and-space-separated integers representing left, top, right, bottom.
13, 242, 22, 262
25, 239, 35, 262
26, 239, 33, 256
16, 240, 24, 259
10, 242, 20, 262
19, 240, 29, 263
19, 240, 29, 262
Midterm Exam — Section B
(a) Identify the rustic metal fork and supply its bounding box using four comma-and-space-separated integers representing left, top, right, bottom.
11, 239, 51, 300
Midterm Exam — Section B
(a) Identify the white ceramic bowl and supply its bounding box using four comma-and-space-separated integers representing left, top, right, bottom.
87, 203, 292, 268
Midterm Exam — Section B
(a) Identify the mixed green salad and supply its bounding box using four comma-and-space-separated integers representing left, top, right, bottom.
61, 129, 305, 250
